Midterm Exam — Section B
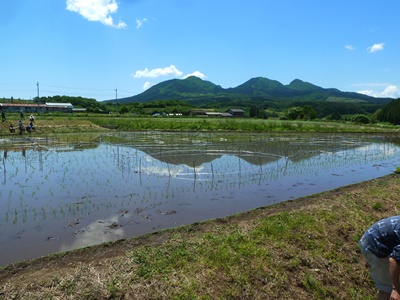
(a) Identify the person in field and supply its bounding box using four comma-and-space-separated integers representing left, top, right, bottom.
18, 120, 24, 135
359, 216, 400, 300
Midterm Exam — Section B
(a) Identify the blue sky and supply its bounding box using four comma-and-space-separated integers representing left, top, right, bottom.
1, 0, 399, 101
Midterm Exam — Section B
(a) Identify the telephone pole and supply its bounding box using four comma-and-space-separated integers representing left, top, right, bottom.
115, 88, 117, 101
37, 82, 40, 114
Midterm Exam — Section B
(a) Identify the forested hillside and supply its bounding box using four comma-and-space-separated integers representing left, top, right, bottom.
1, 76, 398, 125
107, 76, 392, 105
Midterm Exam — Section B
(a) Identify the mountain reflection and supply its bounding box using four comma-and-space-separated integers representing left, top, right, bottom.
0, 132, 385, 170
1, 132, 400, 267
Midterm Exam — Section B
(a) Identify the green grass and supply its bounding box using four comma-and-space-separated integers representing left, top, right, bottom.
86, 116, 400, 133
1, 113, 398, 135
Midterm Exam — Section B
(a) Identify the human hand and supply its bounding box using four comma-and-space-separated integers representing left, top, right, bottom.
390, 289, 400, 300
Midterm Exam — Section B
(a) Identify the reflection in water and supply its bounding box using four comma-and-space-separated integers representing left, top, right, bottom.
2, 157, 5, 185
0, 132, 400, 266
60, 215, 125, 252
39, 150, 43, 172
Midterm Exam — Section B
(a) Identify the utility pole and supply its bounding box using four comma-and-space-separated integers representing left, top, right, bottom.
37, 82, 40, 115
115, 88, 117, 101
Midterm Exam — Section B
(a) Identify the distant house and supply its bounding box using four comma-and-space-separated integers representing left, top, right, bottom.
204, 112, 234, 117
220, 112, 234, 117
189, 110, 208, 117
226, 108, 245, 117
189, 109, 245, 118
205, 112, 222, 117
72, 108, 87, 113
45, 102, 73, 113
0, 103, 47, 113
0, 102, 74, 113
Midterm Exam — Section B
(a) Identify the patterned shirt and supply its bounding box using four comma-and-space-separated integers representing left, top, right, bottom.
359, 216, 400, 262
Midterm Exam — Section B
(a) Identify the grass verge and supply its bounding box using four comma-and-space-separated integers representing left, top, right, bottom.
1, 114, 399, 135
87, 116, 400, 133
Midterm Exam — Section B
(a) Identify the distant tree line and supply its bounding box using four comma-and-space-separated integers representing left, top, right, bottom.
34, 95, 100, 111
3, 94, 399, 125
376, 98, 400, 124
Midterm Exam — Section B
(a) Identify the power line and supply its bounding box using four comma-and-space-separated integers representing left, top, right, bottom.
0, 82, 137, 100
0, 82, 136, 94
41, 84, 113, 91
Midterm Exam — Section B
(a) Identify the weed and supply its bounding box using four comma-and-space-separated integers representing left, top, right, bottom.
372, 201, 383, 210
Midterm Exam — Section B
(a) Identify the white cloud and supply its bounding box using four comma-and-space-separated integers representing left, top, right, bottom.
143, 82, 153, 90
133, 65, 183, 78
133, 66, 207, 89
381, 86, 400, 98
357, 85, 400, 98
183, 71, 206, 79
66, 0, 127, 29
367, 43, 384, 53
345, 45, 355, 51
136, 18, 147, 29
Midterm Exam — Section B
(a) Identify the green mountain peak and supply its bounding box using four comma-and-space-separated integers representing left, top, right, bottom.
287, 79, 322, 91
107, 76, 392, 105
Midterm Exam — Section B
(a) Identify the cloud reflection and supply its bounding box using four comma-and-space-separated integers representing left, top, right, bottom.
60, 215, 125, 252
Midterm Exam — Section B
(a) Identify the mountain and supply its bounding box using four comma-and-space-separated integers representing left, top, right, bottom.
108, 76, 393, 105
121, 76, 224, 103
229, 77, 285, 94
287, 79, 322, 91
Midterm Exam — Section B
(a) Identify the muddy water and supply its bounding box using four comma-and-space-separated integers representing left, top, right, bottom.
0, 132, 400, 266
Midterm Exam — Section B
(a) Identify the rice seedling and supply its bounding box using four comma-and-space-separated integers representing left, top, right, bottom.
0, 131, 400, 266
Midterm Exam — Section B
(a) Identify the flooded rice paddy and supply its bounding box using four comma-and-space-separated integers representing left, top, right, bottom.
1, 131, 400, 266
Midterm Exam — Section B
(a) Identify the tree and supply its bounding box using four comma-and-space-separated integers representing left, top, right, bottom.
352, 114, 371, 124
249, 106, 258, 118
119, 105, 130, 114
257, 109, 267, 119
326, 112, 341, 121
283, 107, 304, 120
302, 105, 317, 120
376, 98, 400, 125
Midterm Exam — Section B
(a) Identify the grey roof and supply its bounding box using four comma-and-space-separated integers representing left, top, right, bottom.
45, 102, 73, 108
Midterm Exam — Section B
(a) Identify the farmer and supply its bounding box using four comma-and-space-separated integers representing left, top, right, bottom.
359, 216, 400, 300
20, 110, 24, 120
29, 120, 35, 130
9, 123, 15, 133
1, 110, 5, 122
18, 120, 23, 135
26, 124, 32, 133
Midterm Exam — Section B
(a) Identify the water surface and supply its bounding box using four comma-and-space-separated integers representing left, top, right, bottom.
0, 132, 399, 266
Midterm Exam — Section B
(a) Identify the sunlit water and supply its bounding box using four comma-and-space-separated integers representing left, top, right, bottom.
1, 132, 400, 266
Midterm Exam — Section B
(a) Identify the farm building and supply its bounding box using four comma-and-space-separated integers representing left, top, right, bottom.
72, 107, 87, 113
45, 102, 73, 113
226, 108, 245, 117
0, 103, 47, 113
189, 110, 208, 117
205, 112, 222, 117
0, 102, 74, 113
189, 108, 245, 118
